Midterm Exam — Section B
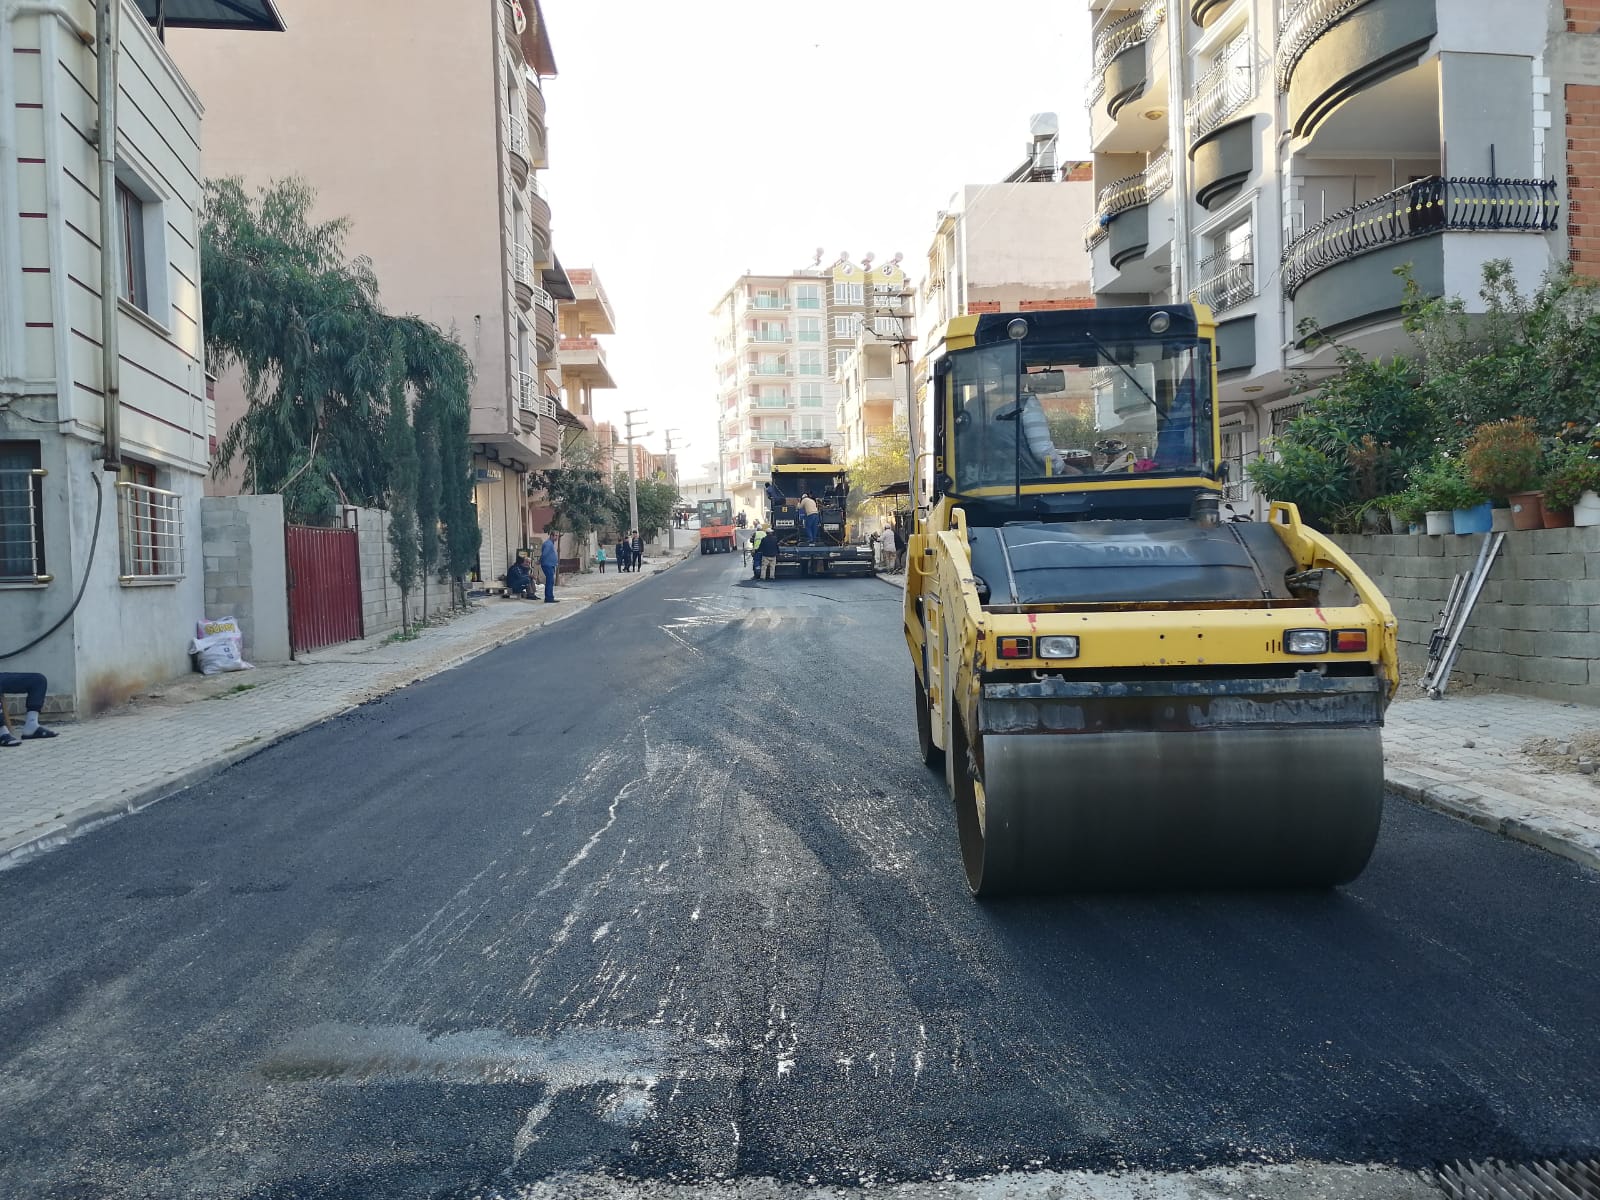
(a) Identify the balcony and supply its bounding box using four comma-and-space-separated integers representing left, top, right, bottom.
1186, 31, 1255, 145
749, 331, 791, 343
1087, 0, 1169, 153
527, 176, 551, 246
558, 335, 616, 389
746, 362, 789, 377
745, 297, 789, 312
526, 79, 547, 167
1279, 0, 1435, 139
1088, 151, 1175, 296
517, 371, 542, 442
508, 116, 531, 187
1193, 239, 1257, 315
532, 286, 556, 361
513, 244, 535, 311
1190, 0, 1233, 24
1282, 175, 1559, 340
1084, 150, 1172, 250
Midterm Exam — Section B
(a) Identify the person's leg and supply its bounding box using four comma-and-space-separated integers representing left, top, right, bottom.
1, 673, 52, 737
544, 570, 556, 602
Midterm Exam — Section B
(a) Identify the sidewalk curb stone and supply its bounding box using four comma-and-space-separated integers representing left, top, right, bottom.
0, 551, 688, 872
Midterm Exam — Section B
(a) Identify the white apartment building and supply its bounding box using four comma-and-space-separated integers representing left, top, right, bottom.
711, 255, 898, 519
1, 0, 282, 717
834, 334, 909, 468
1083, 0, 1563, 514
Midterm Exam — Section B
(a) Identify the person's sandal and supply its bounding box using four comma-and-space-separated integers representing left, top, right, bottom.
22, 727, 57, 739
0, 732, 19, 747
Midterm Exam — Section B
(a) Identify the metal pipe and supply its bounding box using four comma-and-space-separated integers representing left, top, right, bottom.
95, 0, 121, 469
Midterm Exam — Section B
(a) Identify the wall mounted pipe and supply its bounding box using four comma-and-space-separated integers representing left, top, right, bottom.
94, 0, 120, 469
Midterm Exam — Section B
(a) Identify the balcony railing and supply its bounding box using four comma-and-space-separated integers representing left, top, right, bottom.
1276, 0, 1376, 92
116, 481, 184, 583
747, 297, 789, 311
509, 116, 530, 168
1083, 150, 1172, 250
1187, 31, 1255, 141
1280, 176, 1562, 295
750, 332, 791, 343
531, 284, 555, 314
1085, 0, 1166, 107
1194, 240, 1257, 313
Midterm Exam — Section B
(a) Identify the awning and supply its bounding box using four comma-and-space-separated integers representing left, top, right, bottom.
551, 401, 584, 430
866, 480, 909, 498
134, 0, 285, 31
543, 255, 576, 302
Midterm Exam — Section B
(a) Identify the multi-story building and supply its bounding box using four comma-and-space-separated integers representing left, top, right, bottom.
556, 268, 616, 426
170, 0, 571, 581
834, 333, 909, 467
711, 255, 895, 519
1083, 0, 1564, 513
1, 0, 282, 716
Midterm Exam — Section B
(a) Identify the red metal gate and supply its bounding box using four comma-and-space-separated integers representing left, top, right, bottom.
285, 524, 363, 654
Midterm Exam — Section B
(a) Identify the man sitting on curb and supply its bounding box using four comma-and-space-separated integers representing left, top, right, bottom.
0, 671, 59, 747
506, 552, 534, 599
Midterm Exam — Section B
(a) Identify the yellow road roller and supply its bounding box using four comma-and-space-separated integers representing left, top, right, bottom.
904, 305, 1398, 894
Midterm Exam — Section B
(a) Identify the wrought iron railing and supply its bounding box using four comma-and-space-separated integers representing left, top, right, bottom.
116, 481, 184, 582
1188, 31, 1255, 141
1085, 0, 1167, 107
1281, 176, 1562, 295
509, 116, 530, 164
531, 284, 555, 314
1276, 0, 1376, 92
0, 466, 48, 582
1083, 151, 1173, 250
1194, 239, 1256, 313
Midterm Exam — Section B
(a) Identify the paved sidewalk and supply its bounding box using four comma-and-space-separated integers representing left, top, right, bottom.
0, 540, 697, 868
873, 571, 1600, 871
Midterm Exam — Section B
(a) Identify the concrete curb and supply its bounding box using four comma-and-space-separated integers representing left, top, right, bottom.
0, 551, 694, 872
1385, 767, 1600, 874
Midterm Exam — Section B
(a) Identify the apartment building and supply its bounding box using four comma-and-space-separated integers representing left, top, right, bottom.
1, 0, 282, 716
835, 333, 909, 468
557, 267, 616, 425
169, 0, 571, 582
711, 255, 894, 519
1083, 0, 1564, 514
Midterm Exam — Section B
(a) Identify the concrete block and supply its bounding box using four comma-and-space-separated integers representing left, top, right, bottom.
1525, 604, 1590, 633
1413, 537, 1445, 556
209, 585, 252, 606
208, 571, 238, 589
1498, 628, 1594, 658
200, 541, 236, 559
1517, 655, 1591, 686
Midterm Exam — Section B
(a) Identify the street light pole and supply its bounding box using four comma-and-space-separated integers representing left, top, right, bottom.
663, 427, 683, 550
623, 407, 645, 537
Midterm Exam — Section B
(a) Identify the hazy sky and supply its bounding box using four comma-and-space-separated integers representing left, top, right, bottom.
537, 0, 1094, 481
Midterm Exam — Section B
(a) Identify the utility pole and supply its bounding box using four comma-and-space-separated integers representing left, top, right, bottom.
623, 407, 647, 538
663, 428, 683, 550
864, 288, 921, 514
716, 417, 728, 502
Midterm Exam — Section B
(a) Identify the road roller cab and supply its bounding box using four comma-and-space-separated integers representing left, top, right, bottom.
905, 304, 1400, 895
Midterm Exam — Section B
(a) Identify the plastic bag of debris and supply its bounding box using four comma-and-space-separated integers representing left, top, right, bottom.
190, 616, 253, 675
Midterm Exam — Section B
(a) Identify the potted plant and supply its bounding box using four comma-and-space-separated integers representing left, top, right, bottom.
1462, 418, 1544, 531
1382, 487, 1424, 534
1413, 457, 1483, 534
1542, 446, 1600, 529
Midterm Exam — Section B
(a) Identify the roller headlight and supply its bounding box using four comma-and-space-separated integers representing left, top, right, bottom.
1038, 635, 1080, 659
1285, 629, 1329, 655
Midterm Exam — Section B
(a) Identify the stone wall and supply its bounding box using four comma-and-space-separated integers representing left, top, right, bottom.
354, 507, 452, 638
1333, 527, 1600, 704
199, 495, 291, 664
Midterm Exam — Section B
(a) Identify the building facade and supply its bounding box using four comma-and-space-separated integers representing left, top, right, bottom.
1083, 0, 1565, 514
170, 0, 573, 583
1, 0, 281, 716
557, 267, 616, 425
834, 334, 909, 468
711, 255, 901, 519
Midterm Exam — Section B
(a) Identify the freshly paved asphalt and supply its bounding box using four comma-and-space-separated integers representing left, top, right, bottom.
1, 549, 1597, 1199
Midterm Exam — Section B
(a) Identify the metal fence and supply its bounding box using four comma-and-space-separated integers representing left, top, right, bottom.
1085, 0, 1167, 107
116, 481, 184, 582
1281, 176, 1562, 295
0, 466, 48, 582
1276, 0, 1376, 92
1194, 237, 1256, 313
1188, 31, 1255, 142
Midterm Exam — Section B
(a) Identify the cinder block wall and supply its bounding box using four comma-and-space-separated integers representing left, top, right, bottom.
1332, 527, 1600, 704
353, 507, 452, 637
199, 495, 290, 663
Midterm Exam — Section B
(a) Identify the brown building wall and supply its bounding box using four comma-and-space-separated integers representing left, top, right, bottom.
1567, 83, 1600, 275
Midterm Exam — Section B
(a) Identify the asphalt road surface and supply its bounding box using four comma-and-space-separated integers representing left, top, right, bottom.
1, 549, 1597, 1200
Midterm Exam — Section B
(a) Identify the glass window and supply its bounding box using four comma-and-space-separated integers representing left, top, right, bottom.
797, 350, 823, 376
0, 441, 45, 581
116, 181, 150, 312
799, 383, 823, 407
800, 418, 824, 440
833, 315, 859, 338
834, 349, 853, 373
795, 284, 821, 309
833, 281, 863, 305
795, 316, 821, 342
948, 334, 1212, 495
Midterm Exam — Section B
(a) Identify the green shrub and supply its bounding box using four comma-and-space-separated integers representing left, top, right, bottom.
1461, 417, 1543, 500
1411, 456, 1483, 512
1542, 445, 1600, 511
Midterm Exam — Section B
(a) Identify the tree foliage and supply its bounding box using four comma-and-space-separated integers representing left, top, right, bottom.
846, 421, 911, 517
530, 429, 614, 539
202, 176, 480, 598
612, 475, 678, 541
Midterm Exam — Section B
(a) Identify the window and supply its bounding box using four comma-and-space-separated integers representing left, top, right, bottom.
756, 321, 787, 342
1195, 215, 1255, 313
752, 289, 784, 309
834, 349, 854, 374
834, 281, 863, 305
797, 350, 823, 376
116, 462, 184, 582
116, 181, 150, 312
795, 316, 821, 342
872, 316, 903, 337
833, 315, 861, 338
800, 418, 824, 440
0, 441, 46, 582
795, 284, 821, 309
798, 383, 823, 407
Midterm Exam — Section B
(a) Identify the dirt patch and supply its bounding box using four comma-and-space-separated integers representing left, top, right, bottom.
1523, 730, 1600, 775
1395, 661, 1489, 697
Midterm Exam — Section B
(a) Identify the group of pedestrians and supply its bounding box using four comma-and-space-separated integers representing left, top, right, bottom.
613, 531, 645, 573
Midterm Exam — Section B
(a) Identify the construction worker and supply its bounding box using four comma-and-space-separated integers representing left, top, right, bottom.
800, 491, 821, 544
749, 522, 766, 580
760, 525, 778, 580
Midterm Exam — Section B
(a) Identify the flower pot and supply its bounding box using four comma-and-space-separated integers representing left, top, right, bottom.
1360, 507, 1388, 533
1408, 522, 1422, 534
1490, 506, 1514, 533
1574, 490, 1600, 528
1388, 511, 1410, 534
1542, 505, 1574, 529
1452, 502, 1493, 534
1424, 510, 1453, 536
1508, 491, 1544, 530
